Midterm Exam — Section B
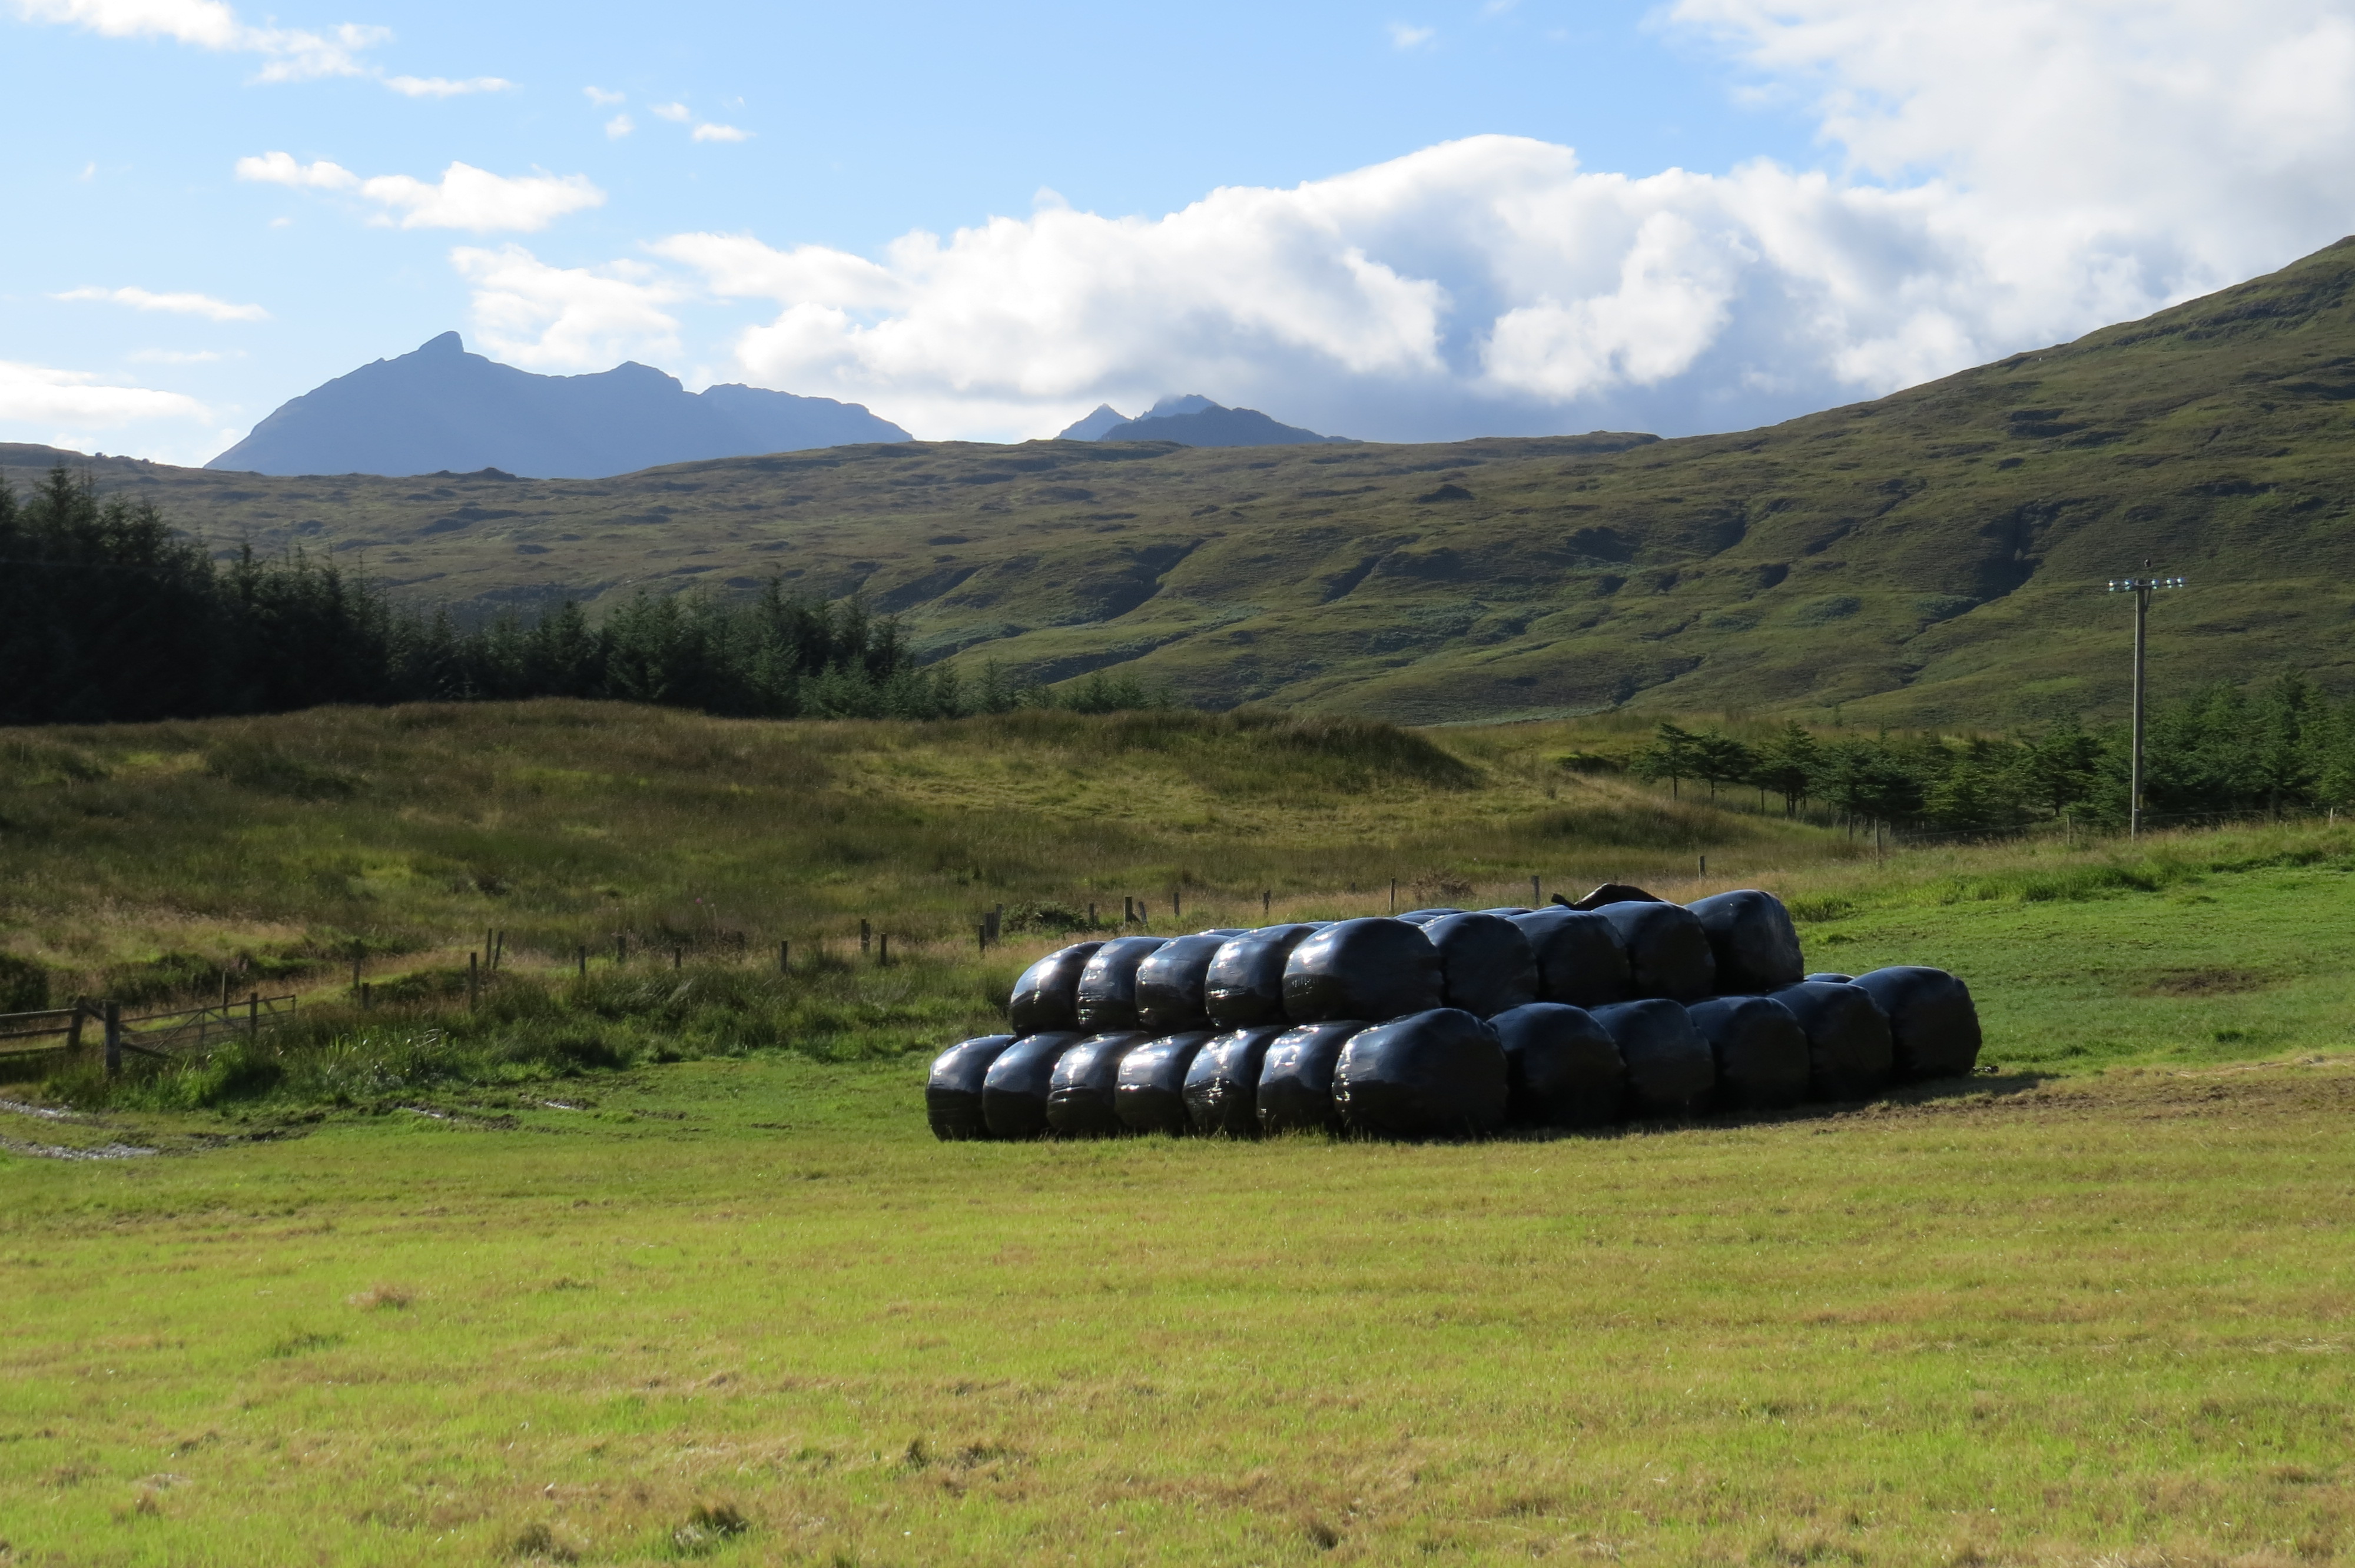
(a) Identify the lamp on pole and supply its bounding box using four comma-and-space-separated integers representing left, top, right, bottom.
2107, 560, 2185, 838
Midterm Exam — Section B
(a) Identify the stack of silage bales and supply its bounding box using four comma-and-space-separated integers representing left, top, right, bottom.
924, 887, 1981, 1141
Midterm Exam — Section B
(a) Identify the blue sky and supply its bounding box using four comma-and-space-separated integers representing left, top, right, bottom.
9, 0, 2355, 461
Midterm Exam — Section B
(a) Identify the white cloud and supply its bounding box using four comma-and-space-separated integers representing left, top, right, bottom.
128, 348, 231, 363
691, 121, 751, 142
582, 84, 623, 106
14, 0, 388, 79
384, 73, 510, 97
612, 1, 2355, 443
452, 244, 682, 370
0, 360, 208, 428
650, 101, 690, 121
55, 284, 268, 321
605, 113, 633, 138
1388, 22, 1436, 49
237, 151, 604, 231
234, 151, 359, 188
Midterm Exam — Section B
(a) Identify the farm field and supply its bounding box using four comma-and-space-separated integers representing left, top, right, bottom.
4, 702, 2354, 1563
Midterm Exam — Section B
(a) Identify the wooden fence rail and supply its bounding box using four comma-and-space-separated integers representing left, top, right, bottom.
0, 993, 296, 1073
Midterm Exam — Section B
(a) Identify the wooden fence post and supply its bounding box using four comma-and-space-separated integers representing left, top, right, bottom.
248, 992, 260, 1037
672, 947, 682, 971
1263, 889, 1271, 918
1173, 888, 1182, 922
977, 923, 988, 954
860, 919, 872, 955
104, 1001, 121, 1077
469, 952, 480, 1009
67, 1004, 87, 1052
1389, 878, 1397, 912
878, 933, 891, 966
1531, 873, 1541, 906
577, 946, 588, 979
778, 940, 790, 975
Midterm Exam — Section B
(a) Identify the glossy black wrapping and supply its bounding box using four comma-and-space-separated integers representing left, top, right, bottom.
1768, 981, 1895, 1101
1487, 1002, 1624, 1127
1007, 943, 1104, 1034
1507, 906, 1633, 1008
1183, 1024, 1289, 1135
1421, 912, 1540, 1019
1045, 1030, 1156, 1137
1332, 1008, 1509, 1138
1686, 995, 1810, 1111
1686, 889, 1805, 993
1589, 999, 1715, 1118
924, 1033, 1018, 1140
1281, 918, 1444, 1024
1113, 1029, 1216, 1133
1255, 1020, 1365, 1134
1851, 966, 1982, 1080
1202, 924, 1323, 1028
979, 1031, 1086, 1140
1594, 901, 1717, 1002
1073, 936, 1172, 1032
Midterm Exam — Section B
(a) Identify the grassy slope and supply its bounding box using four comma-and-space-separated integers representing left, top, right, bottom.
12, 241, 2355, 727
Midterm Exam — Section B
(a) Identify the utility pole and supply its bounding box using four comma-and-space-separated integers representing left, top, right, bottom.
2107, 560, 2185, 838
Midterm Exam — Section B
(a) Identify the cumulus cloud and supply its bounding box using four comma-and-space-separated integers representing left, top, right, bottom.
55, 284, 268, 321
0, 360, 208, 427
383, 73, 509, 97
649, 101, 690, 121
1388, 22, 1436, 49
452, 244, 682, 370
237, 151, 604, 231
582, 84, 623, 106
14, 0, 387, 79
691, 121, 751, 142
605, 113, 633, 138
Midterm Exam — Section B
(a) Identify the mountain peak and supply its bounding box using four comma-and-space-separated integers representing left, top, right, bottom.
1055, 403, 1133, 441
416, 331, 466, 356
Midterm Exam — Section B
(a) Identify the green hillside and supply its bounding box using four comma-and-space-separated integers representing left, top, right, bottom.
16, 237, 2355, 726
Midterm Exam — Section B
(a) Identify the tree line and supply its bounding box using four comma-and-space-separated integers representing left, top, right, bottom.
0, 465, 1162, 727
1631, 670, 2353, 834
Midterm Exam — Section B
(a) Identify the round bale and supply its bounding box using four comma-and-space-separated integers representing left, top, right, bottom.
980, 1031, 1086, 1139
1115, 1030, 1216, 1134
1595, 901, 1717, 1001
1256, 1020, 1366, 1134
925, 1034, 1019, 1141
1046, 1031, 1156, 1137
1805, 972, 1855, 984
1333, 1008, 1509, 1139
1074, 936, 1171, 1031
1395, 908, 1464, 926
1422, 912, 1540, 1018
1508, 906, 1633, 1007
1203, 925, 1324, 1028
1686, 889, 1805, 994
1686, 995, 1810, 1111
1008, 942, 1104, 1034
1488, 1002, 1624, 1127
1852, 966, 1982, 1080
1135, 934, 1235, 1032
1768, 981, 1894, 1101
1282, 918, 1444, 1024
1589, 999, 1715, 1119
1183, 1024, 1289, 1136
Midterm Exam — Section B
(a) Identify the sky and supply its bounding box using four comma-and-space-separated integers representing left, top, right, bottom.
8, 0, 2355, 466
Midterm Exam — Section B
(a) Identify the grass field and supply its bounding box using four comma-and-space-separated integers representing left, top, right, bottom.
4, 704, 2354, 1563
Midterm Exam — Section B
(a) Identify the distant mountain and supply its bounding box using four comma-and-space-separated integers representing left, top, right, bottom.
207, 333, 911, 479
1097, 398, 1351, 447
1056, 404, 1135, 441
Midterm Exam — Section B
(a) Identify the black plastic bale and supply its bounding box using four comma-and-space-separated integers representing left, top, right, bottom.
1332, 1007, 1509, 1139
1589, 999, 1715, 1119
1073, 936, 1172, 1031
1475, 906, 1531, 917
1507, 906, 1633, 1007
1685, 995, 1810, 1111
1008, 942, 1104, 1034
1134, 934, 1234, 1032
1686, 889, 1805, 993
925, 1034, 1019, 1141
1852, 966, 1982, 1080
1594, 901, 1717, 1001
1046, 1031, 1156, 1137
1767, 981, 1895, 1101
980, 1031, 1087, 1139
1282, 918, 1444, 1024
1395, 908, 1464, 926
1183, 1024, 1289, 1135
1203, 924, 1324, 1028
1115, 1030, 1217, 1134
1421, 912, 1540, 1018
1256, 1020, 1366, 1134
1805, 972, 1856, 984
1488, 1002, 1624, 1127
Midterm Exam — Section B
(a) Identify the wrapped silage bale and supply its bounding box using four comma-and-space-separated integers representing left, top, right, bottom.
1685, 996, 1810, 1111
1594, 901, 1717, 1002
1046, 1031, 1156, 1137
1074, 936, 1171, 1031
1114, 1029, 1216, 1134
1183, 1024, 1289, 1135
1395, 908, 1464, 926
1203, 925, 1324, 1028
1332, 1008, 1509, 1139
1008, 942, 1104, 1033
1508, 906, 1633, 1008
1488, 1002, 1624, 1127
1256, 1021, 1366, 1134
925, 1034, 1019, 1141
1282, 919, 1444, 1024
1851, 967, 1982, 1080
1421, 912, 1539, 1018
1589, 999, 1715, 1118
1805, 972, 1855, 984
981, 1031, 1087, 1139
1768, 981, 1894, 1101
1686, 890, 1805, 994
1475, 906, 1532, 917
1135, 934, 1237, 1032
